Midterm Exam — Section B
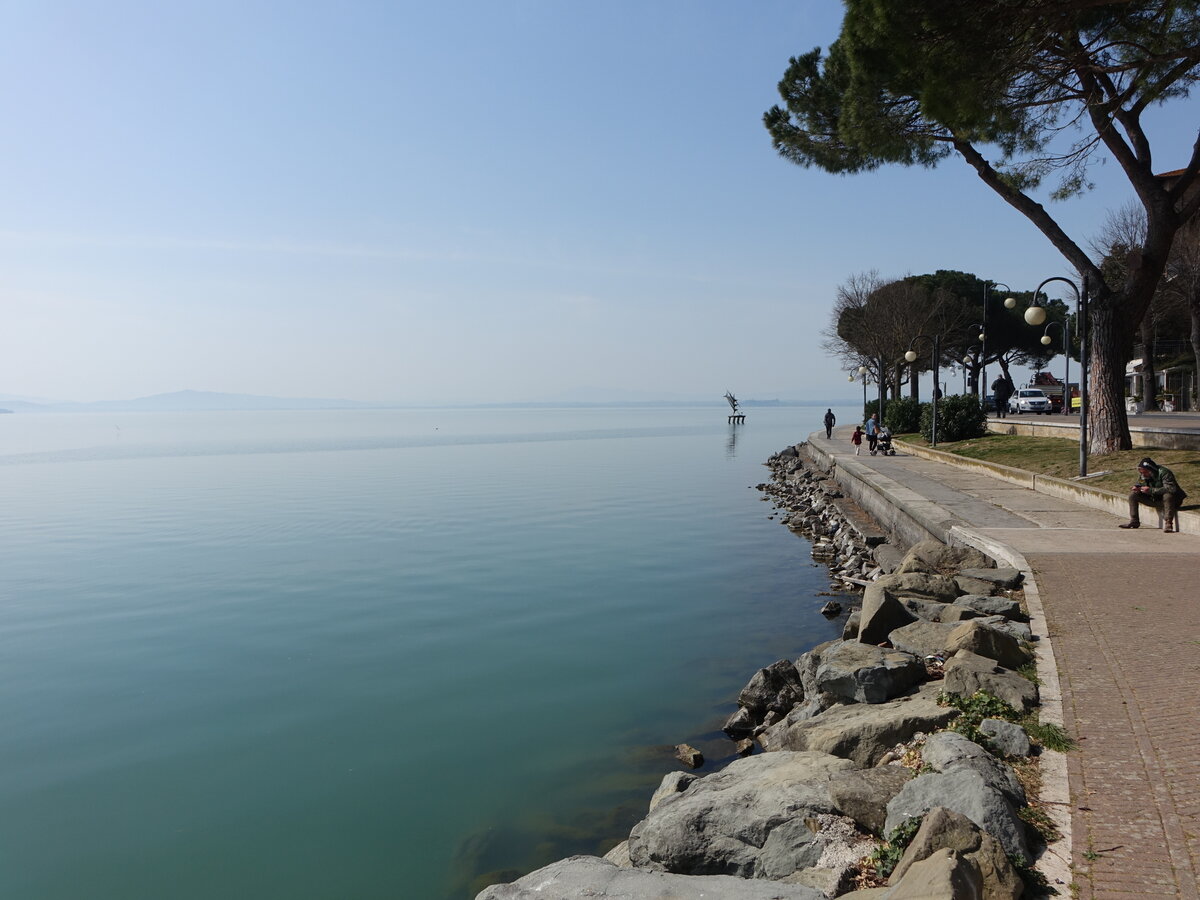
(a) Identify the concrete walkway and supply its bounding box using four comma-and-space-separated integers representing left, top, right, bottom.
810, 427, 1200, 899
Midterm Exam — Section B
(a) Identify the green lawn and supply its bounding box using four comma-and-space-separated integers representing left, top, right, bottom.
895, 431, 1200, 498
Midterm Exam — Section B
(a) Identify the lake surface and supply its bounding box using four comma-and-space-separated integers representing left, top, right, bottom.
0, 405, 856, 898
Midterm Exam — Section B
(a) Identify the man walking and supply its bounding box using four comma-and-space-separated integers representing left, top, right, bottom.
865, 413, 879, 455
823, 408, 836, 439
1121, 457, 1188, 532
992, 375, 1014, 419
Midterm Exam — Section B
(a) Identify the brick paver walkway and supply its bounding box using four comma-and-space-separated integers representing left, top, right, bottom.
812, 429, 1200, 898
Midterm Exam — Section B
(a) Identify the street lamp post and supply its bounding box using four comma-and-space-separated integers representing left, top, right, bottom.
905, 335, 941, 447
1029, 276, 1089, 476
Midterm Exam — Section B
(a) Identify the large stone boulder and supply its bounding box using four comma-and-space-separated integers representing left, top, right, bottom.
888, 620, 958, 659
945, 621, 1032, 669
858, 583, 918, 645
953, 594, 1026, 621
885, 771, 1029, 863
873, 572, 962, 603
975, 615, 1034, 643
885, 733, 1029, 861
886, 847, 985, 899
958, 567, 1023, 590
737, 659, 805, 720
760, 684, 959, 767
828, 766, 914, 835
649, 771, 696, 812
897, 540, 994, 574
811, 641, 926, 704
981, 719, 1033, 758
888, 807, 1022, 899
627, 750, 855, 878
920, 732, 1026, 807
942, 650, 1039, 713
474, 855, 828, 899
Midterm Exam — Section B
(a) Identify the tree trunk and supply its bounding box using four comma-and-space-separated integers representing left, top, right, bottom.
1088, 305, 1134, 453
1191, 294, 1200, 411
908, 361, 918, 400
1140, 316, 1157, 411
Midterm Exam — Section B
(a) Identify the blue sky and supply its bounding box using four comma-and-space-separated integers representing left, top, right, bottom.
3, 1, 1197, 404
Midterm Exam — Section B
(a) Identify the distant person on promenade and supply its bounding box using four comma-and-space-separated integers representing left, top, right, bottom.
1121, 457, 1188, 532
824, 409, 836, 439
865, 413, 879, 455
851, 425, 863, 455
992, 375, 1014, 418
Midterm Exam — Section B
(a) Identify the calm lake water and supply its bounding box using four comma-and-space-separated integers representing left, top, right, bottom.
0, 405, 856, 898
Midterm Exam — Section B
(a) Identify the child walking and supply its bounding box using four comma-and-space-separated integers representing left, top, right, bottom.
851, 425, 863, 455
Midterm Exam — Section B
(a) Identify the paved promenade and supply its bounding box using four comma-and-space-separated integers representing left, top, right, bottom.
810, 427, 1200, 899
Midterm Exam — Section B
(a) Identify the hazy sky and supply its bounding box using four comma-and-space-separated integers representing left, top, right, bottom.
4, 1, 1198, 404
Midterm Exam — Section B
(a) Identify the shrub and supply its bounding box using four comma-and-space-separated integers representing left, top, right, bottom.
920, 394, 987, 443
883, 397, 922, 434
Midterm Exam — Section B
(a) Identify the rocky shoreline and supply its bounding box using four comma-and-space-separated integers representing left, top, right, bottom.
477, 441, 1059, 899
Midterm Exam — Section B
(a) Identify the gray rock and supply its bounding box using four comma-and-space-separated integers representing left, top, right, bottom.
738, 659, 805, 719
722, 706, 755, 739
627, 750, 855, 878
954, 575, 1002, 596
942, 650, 1039, 713
813, 641, 926, 704
603, 840, 632, 867
897, 540, 994, 574
958, 567, 1023, 589
953, 594, 1026, 621
874, 572, 962, 603
937, 603, 985, 623
975, 615, 1034, 643
980, 719, 1032, 758
945, 621, 1032, 670
828, 766, 914, 834
760, 684, 959, 767
888, 620, 957, 658
842, 609, 861, 640
474, 855, 828, 899
888, 807, 1022, 899
885, 769, 1029, 862
887, 847, 984, 899
901, 596, 950, 622
649, 771, 696, 812
858, 583, 918, 644
873, 544, 907, 574
920, 731, 1026, 808
674, 743, 703, 768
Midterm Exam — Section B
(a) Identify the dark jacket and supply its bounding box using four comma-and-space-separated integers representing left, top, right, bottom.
1141, 465, 1188, 500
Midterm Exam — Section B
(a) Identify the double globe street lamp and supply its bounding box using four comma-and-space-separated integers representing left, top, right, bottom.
905, 335, 942, 447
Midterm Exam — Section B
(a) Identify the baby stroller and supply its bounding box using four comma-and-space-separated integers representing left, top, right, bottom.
876, 429, 896, 456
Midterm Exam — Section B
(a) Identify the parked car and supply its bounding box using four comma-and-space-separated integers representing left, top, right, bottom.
983, 394, 997, 413
1009, 388, 1052, 415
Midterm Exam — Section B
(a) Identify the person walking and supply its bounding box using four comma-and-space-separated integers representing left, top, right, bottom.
1121, 457, 1188, 532
992, 375, 1014, 419
823, 408, 836, 439
865, 413, 879, 455
850, 426, 863, 455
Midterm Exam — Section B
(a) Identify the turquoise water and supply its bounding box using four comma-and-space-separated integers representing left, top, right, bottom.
0, 406, 854, 898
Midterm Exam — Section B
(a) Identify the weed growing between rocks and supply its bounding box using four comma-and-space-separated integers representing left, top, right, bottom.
866, 815, 924, 881
938, 689, 1020, 748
